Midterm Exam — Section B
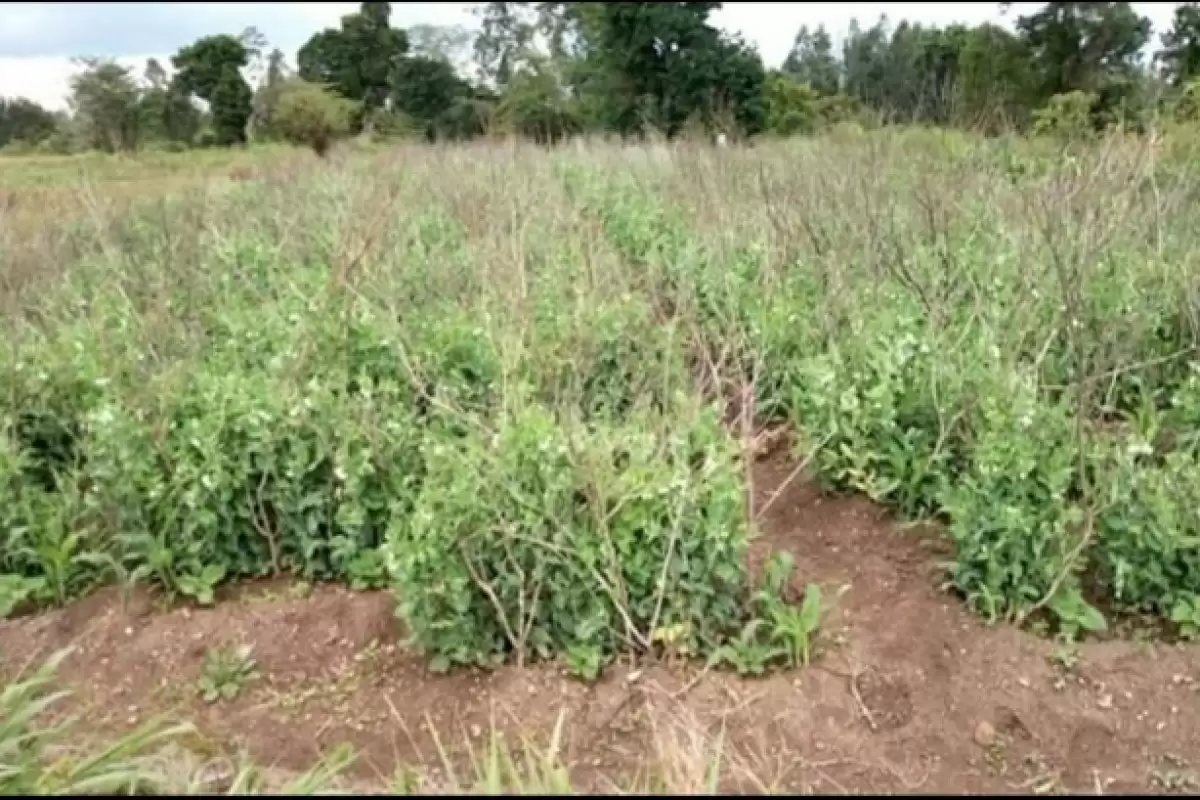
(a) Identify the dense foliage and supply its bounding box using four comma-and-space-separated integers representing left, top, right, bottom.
3, 128, 1200, 669
7, 2, 1200, 152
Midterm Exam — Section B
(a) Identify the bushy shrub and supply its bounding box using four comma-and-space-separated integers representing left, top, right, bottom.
530, 298, 691, 421
764, 75, 821, 137
384, 398, 750, 671
938, 371, 1086, 626
1094, 444, 1200, 617
1032, 91, 1098, 140
782, 314, 969, 519
272, 79, 359, 156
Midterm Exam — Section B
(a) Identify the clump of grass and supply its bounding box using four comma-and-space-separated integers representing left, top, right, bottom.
1, 647, 362, 795
0, 647, 192, 794
196, 644, 260, 704
405, 707, 740, 795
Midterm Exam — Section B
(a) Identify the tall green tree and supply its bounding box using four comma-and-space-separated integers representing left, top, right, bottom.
589, 2, 763, 137
251, 48, 290, 138
955, 23, 1035, 130
1015, 2, 1151, 101
708, 33, 767, 135
842, 17, 891, 112
171, 34, 254, 145
390, 55, 476, 140
472, 2, 539, 86
1159, 3, 1200, 86
407, 23, 475, 65
297, 2, 407, 114
0, 97, 58, 148
210, 67, 254, 145
137, 57, 201, 145
67, 58, 143, 152
172, 35, 249, 99
782, 25, 840, 96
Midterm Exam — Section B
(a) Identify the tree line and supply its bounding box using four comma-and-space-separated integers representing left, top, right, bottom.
3, 1, 1200, 154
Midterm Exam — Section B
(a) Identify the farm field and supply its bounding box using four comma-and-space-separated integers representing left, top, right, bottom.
2, 132, 1200, 794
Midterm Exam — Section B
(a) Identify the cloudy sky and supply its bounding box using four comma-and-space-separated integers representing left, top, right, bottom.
0, 2, 1184, 110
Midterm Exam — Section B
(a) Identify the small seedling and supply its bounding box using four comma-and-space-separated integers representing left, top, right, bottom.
1149, 767, 1198, 793
769, 583, 823, 667
197, 644, 259, 703
177, 564, 227, 607
1048, 641, 1080, 673
391, 764, 424, 794
651, 621, 696, 661
564, 643, 604, 683
713, 619, 786, 677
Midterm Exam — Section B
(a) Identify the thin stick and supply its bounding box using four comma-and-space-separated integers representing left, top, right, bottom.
754, 431, 834, 523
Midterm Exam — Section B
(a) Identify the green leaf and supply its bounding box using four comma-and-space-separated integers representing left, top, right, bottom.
0, 574, 44, 618
1077, 602, 1107, 633
200, 563, 227, 585
799, 583, 822, 634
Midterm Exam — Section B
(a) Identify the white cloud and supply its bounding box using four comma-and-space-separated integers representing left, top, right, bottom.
0, 2, 1184, 111
0, 56, 78, 110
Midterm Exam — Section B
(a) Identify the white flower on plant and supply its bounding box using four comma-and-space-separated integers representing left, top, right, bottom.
1126, 439, 1153, 458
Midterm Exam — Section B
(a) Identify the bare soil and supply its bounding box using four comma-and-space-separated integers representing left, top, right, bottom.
2, 454, 1199, 794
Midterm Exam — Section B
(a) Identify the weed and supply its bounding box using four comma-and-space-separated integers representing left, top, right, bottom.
564, 643, 606, 683
1048, 641, 1081, 673
196, 644, 260, 704
712, 618, 787, 677
0, 573, 42, 619
0, 648, 192, 794
769, 584, 823, 668
1170, 595, 1200, 640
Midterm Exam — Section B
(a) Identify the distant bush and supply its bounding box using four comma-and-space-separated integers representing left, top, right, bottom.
764, 74, 821, 137
366, 108, 422, 142
272, 79, 359, 156
1032, 90, 1098, 139
1170, 78, 1200, 124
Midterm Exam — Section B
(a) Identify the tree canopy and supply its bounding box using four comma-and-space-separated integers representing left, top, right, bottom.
4, 2, 1199, 153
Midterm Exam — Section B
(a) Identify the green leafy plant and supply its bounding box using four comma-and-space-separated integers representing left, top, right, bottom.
1032, 90, 1099, 140
0, 647, 193, 795
1170, 595, 1200, 640
385, 398, 751, 672
177, 563, 227, 606
711, 618, 786, 677
769, 583, 823, 668
0, 573, 43, 619
564, 643, 605, 683
750, 553, 824, 667
196, 644, 260, 703
269, 78, 359, 157
1046, 586, 1107, 640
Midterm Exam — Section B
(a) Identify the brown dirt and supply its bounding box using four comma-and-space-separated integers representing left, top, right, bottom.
2, 454, 1199, 794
